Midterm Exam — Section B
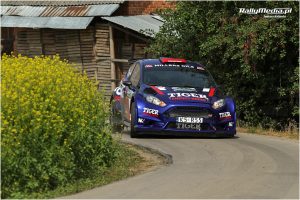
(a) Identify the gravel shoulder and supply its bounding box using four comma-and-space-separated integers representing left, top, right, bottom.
121, 141, 172, 175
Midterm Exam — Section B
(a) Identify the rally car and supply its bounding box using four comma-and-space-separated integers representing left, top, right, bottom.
110, 58, 236, 138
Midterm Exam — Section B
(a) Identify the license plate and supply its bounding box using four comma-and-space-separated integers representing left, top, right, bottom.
176, 117, 203, 123
176, 123, 202, 130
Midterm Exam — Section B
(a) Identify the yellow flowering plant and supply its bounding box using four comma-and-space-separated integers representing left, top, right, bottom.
1, 54, 117, 198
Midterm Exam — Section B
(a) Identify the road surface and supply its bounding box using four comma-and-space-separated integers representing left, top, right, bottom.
63, 133, 299, 199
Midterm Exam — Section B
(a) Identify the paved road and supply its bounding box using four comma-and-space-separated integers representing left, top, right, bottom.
64, 133, 299, 199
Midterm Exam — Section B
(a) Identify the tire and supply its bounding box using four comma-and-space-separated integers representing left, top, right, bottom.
229, 130, 237, 138
110, 104, 122, 133
130, 103, 139, 138
226, 133, 235, 138
112, 122, 122, 133
224, 131, 235, 138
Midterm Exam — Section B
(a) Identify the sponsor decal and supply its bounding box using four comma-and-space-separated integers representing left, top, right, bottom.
119, 84, 126, 98
181, 65, 195, 69
150, 86, 165, 95
154, 64, 181, 67
228, 122, 234, 127
208, 87, 216, 97
114, 95, 121, 101
156, 86, 166, 91
138, 118, 145, 124
168, 93, 208, 101
113, 87, 122, 100
154, 64, 196, 69
219, 112, 232, 120
172, 87, 196, 92
126, 88, 134, 98
177, 123, 202, 130
114, 87, 122, 96
145, 64, 153, 68
202, 88, 210, 92
143, 107, 159, 117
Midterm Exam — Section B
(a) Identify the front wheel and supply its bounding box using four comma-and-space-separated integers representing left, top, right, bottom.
130, 103, 139, 138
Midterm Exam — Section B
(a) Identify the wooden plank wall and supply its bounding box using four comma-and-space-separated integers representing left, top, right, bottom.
116, 42, 147, 82
16, 29, 30, 55
1, 28, 14, 54
94, 23, 111, 95
80, 27, 96, 77
28, 29, 43, 55
15, 26, 112, 97
133, 43, 147, 59
14, 26, 150, 97
121, 43, 133, 72
42, 29, 56, 55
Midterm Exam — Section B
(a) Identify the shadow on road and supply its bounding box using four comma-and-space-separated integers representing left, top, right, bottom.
122, 131, 240, 140
138, 135, 239, 140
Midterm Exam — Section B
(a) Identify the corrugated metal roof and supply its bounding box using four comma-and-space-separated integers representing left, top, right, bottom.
102, 15, 164, 37
1, 4, 120, 17
1, 6, 45, 16
1, 15, 93, 29
1, 1, 124, 6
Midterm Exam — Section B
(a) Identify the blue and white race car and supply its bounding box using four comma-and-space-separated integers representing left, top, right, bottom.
110, 58, 236, 138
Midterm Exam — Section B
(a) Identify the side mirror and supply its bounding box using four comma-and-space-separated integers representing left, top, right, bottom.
123, 80, 132, 87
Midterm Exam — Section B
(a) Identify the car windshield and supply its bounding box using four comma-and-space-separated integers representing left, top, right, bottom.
143, 66, 217, 88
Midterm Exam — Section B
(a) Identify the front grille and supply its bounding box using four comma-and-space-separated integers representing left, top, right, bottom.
165, 107, 212, 118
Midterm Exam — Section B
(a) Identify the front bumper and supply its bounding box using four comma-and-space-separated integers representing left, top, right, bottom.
135, 101, 236, 136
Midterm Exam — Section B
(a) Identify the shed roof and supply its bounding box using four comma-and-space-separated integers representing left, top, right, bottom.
102, 15, 164, 37
1, 15, 93, 29
1, 0, 124, 6
1, 4, 120, 17
0, 1, 121, 28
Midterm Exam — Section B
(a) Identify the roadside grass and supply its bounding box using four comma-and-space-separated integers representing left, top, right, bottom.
237, 126, 299, 140
22, 142, 151, 199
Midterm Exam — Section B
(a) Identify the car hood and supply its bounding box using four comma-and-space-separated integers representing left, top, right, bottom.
142, 85, 222, 104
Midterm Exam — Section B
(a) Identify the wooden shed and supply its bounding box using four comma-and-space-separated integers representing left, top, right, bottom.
1, 0, 175, 96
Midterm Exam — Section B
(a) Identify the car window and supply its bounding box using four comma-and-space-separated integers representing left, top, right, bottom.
130, 63, 140, 87
126, 63, 136, 79
143, 65, 216, 88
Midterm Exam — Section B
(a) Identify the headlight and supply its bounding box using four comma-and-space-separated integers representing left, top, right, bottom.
212, 99, 225, 109
145, 95, 166, 107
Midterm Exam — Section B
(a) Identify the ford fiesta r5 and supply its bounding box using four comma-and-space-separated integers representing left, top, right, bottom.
110, 58, 236, 138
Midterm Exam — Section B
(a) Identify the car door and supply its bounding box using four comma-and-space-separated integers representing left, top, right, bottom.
123, 63, 141, 121
120, 63, 135, 120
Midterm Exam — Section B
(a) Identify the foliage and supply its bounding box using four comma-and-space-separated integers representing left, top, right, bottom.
8, 143, 144, 199
1, 55, 117, 198
148, 1, 299, 130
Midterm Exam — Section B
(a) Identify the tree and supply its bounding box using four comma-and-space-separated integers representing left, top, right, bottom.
148, 1, 299, 130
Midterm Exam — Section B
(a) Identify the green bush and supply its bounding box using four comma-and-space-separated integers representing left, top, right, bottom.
1, 55, 117, 198
148, 1, 299, 130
